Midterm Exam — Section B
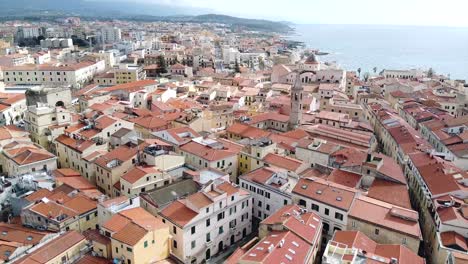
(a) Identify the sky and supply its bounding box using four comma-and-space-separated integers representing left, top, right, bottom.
134, 0, 468, 27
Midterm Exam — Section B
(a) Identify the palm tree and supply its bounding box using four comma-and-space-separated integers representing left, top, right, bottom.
357, 68, 361, 77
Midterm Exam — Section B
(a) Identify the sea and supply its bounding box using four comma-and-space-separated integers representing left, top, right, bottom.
291, 24, 468, 81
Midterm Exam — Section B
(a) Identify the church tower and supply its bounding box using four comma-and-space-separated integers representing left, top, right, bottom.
289, 71, 303, 129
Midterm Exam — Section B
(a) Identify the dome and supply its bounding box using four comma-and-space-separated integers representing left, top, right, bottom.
305, 53, 319, 64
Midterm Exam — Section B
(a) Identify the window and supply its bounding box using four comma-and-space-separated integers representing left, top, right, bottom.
219, 226, 224, 234
325, 208, 330, 216
191, 240, 196, 249
402, 237, 407, 244
258, 201, 262, 207
115, 247, 119, 253
173, 226, 177, 234
266, 204, 270, 211
206, 218, 210, 227
284, 200, 288, 205
311, 204, 319, 212
206, 232, 211, 242
352, 221, 356, 227
375, 228, 379, 235
217, 212, 225, 221
173, 240, 178, 248
144, 241, 148, 248
335, 212, 344, 221
127, 247, 132, 252
191, 226, 196, 235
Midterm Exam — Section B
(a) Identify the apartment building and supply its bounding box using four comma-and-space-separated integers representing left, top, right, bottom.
102, 207, 170, 264
228, 204, 323, 264
54, 134, 107, 183
3, 60, 106, 88
120, 165, 171, 198
240, 167, 294, 222
347, 196, 422, 253
21, 193, 98, 232
405, 152, 468, 264
159, 180, 252, 264
0, 141, 57, 176
179, 137, 242, 182
292, 178, 358, 238
323, 230, 425, 264
114, 64, 146, 85
11, 231, 88, 264
98, 27, 122, 44
94, 144, 141, 196
25, 104, 73, 149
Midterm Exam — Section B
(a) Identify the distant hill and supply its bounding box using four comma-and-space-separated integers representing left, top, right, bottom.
0, 0, 292, 33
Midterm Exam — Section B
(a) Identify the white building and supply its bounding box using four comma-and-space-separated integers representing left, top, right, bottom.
292, 177, 358, 237
99, 27, 122, 44
239, 166, 294, 221
3, 60, 106, 88
159, 180, 252, 264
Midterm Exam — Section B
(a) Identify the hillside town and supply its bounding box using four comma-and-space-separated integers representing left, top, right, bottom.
0, 17, 466, 264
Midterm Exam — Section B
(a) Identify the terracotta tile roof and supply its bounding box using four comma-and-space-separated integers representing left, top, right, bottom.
349, 196, 421, 239
94, 115, 117, 130
5, 146, 55, 165
374, 244, 425, 264
0, 223, 49, 245
13, 231, 86, 264
186, 192, 213, 209
51, 168, 81, 178
55, 135, 96, 154
440, 231, 468, 252
247, 112, 289, 125
263, 153, 303, 172
327, 169, 361, 188
121, 166, 160, 184
102, 214, 130, 233
94, 144, 139, 170
179, 139, 242, 161
24, 189, 53, 203
227, 123, 271, 139
280, 129, 309, 140
83, 229, 111, 245
130, 115, 169, 131
292, 178, 357, 211
55, 176, 96, 191
367, 179, 412, 209
240, 231, 311, 263
112, 222, 147, 246
102, 80, 157, 92
76, 255, 112, 264
63, 195, 97, 215
159, 200, 198, 227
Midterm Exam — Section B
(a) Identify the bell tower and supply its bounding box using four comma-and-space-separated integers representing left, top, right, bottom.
289, 71, 303, 129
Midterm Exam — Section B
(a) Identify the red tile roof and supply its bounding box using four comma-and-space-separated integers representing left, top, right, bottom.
263, 153, 303, 172
349, 196, 421, 239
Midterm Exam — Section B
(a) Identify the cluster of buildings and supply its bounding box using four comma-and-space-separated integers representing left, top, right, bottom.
0, 16, 465, 264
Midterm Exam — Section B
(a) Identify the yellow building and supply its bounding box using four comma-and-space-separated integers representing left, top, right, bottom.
102, 207, 170, 264
12, 231, 87, 264
114, 65, 146, 84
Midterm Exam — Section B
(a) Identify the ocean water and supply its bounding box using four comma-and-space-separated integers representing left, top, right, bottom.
292, 24, 468, 80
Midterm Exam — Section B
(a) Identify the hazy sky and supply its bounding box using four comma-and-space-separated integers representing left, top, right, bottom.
139, 0, 468, 27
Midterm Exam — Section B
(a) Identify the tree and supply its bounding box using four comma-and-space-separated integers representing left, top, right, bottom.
357, 68, 362, 77
234, 59, 241, 73
363, 72, 371, 82
156, 55, 167, 74
427, 67, 435, 78
373, 67, 377, 74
